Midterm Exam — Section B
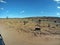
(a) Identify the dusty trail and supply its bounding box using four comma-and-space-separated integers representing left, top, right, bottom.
0, 24, 27, 45
0, 24, 60, 45
0, 24, 38, 45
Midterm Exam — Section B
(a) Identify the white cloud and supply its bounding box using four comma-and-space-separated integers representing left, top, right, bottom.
54, 0, 60, 2
0, 0, 7, 3
54, 0, 60, 3
57, 13, 60, 15
57, 6, 60, 9
20, 10, 24, 14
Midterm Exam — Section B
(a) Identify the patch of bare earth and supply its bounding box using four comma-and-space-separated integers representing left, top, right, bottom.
0, 24, 60, 45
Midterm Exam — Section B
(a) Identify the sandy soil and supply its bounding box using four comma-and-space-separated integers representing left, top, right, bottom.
0, 24, 60, 45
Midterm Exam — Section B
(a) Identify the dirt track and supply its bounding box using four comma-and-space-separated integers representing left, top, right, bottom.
0, 24, 26, 45
0, 24, 60, 45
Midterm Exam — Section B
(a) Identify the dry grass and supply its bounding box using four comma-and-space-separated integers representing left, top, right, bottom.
0, 17, 60, 45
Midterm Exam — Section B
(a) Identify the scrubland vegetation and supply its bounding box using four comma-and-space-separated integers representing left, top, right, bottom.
0, 17, 60, 35
0, 17, 60, 45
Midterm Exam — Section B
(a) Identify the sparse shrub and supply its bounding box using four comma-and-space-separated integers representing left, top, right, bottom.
38, 19, 41, 24
23, 21, 28, 25
35, 24, 40, 27
56, 24, 58, 27
48, 24, 50, 27
31, 19, 33, 21
33, 27, 41, 36
52, 27, 55, 28
54, 21, 56, 23
34, 27, 41, 31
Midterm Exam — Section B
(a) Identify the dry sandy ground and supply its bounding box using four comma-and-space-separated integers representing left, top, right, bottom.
0, 24, 60, 45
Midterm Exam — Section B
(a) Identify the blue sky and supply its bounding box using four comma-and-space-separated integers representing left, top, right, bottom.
0, 0, 60, 18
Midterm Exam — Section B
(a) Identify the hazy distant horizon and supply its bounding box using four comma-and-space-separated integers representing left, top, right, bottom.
0, 15, 60, 18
